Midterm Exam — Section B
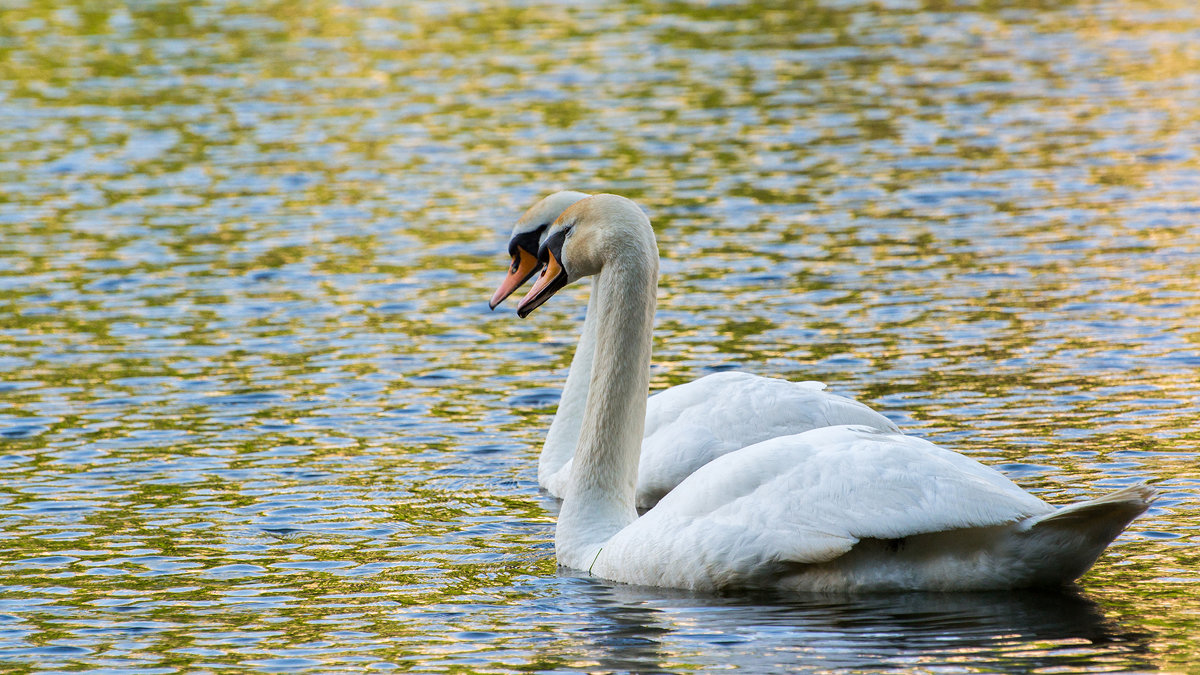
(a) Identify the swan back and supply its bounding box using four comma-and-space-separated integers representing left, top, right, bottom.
634, 372, 900, 507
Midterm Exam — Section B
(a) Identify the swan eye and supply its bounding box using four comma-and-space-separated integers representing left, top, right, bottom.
558, 225, 574, 246
539, 226, 572, 266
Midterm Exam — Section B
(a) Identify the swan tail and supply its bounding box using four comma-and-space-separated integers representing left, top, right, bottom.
1024, 483, 1156, 532
1017, 483, 1156, 585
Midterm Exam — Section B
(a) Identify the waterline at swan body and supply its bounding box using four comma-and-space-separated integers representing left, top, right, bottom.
492, 191, 898, 509
514, 193, 1154, 593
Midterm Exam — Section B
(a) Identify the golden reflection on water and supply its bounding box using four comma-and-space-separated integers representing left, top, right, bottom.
0, 0, 1197, 672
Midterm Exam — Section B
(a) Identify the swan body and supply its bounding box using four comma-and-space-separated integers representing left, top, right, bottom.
590, 425, 1153, 592
514, 193, 1154, 593
494, 191, 897, 509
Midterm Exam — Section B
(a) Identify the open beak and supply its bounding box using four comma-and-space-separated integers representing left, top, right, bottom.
516, 249, 569, 318
489, 248, 542, 310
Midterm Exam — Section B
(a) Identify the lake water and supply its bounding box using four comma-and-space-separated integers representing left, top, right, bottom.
0, 0, 1197, 672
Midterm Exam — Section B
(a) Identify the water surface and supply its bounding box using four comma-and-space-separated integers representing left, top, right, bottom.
0, 0, 1197, 672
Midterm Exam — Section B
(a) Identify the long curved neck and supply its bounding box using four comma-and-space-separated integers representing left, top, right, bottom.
555, 246, 658, 570
538, 278, 598, 484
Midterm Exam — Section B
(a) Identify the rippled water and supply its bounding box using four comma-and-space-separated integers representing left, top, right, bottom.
1, 0, 1197, 672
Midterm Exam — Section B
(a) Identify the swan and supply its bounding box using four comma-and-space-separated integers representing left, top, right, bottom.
491, 191, 898, 509
513, 193, 1155, 592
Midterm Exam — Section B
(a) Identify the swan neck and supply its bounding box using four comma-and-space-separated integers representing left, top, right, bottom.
556, 247, 658, 570
538, 280, 598, 484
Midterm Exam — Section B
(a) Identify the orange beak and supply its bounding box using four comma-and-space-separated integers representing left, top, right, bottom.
517, 248, 569, 318
489, 247, 542, 310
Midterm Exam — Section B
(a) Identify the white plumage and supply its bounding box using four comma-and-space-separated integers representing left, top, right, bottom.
551, 372, 899, 509
595, 425, 1152, 592
513, 193, 1154, 593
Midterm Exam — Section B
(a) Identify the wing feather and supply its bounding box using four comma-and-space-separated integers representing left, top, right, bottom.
598, 425, 1053, 589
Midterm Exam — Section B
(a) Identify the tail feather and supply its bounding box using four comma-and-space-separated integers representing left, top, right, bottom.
1024, 483, 1156, 532
1017, 483, 1156, 585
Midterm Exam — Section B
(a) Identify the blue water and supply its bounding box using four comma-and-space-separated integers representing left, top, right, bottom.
0, 1, 1197, 672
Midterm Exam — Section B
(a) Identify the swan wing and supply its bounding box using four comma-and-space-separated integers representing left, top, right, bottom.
599, 425, 1053, 590
643, 371, 827, 434
635, 374, 898, 508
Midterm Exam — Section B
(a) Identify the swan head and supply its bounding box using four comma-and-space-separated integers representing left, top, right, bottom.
489, 190, 591, 310
516, 194, 656, 318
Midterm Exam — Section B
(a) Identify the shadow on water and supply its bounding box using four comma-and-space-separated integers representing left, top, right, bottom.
556, 576, 1152, 672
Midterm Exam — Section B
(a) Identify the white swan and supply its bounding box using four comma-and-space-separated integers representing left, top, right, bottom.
514, 193, 1155, 592
492, 191, 898, 509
